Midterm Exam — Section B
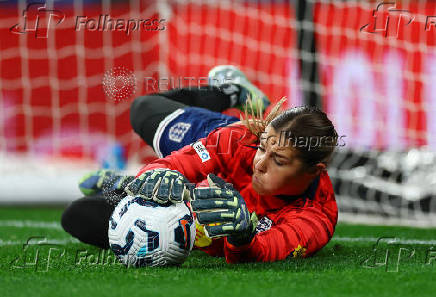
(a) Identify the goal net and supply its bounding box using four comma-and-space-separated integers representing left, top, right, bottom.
1, 0, 435, 226
314, 1, 436, 226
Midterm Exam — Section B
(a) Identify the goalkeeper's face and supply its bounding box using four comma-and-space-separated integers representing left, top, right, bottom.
251, 125, 322, 196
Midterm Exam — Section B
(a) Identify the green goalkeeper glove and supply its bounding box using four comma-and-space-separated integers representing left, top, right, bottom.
191, 174, 258, 245
125, 169, 192, 204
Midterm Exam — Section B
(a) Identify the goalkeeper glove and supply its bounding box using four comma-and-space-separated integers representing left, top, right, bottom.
78, 169, 134, 206
125, 169, 192, 204
191, 174, 258, 246
79, 169, 114, 196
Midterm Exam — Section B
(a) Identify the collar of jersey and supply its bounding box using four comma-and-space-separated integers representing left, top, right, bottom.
275, 175, 320, 201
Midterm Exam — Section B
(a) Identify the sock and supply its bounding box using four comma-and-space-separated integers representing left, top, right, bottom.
218, 83, 241, 108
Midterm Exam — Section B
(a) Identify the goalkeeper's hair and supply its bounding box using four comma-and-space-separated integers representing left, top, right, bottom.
241, 97, 338, 168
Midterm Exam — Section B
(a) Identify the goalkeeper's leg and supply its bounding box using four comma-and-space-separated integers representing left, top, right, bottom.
159, 65, 271, 113
130, 65, 270, 157
158, 86, 234, 112
61, 195, 114, 249
130, 91, 240, 158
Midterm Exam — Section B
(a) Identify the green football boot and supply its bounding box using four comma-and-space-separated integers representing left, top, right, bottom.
78, 169, 133, 196
208, 65, 270, 114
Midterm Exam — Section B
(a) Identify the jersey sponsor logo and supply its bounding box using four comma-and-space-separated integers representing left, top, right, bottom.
192, 141, 211, 163
169, 122, 191, 143
255, 216, 273, 234
194, 221, 213, 247
290, 244, 307, 258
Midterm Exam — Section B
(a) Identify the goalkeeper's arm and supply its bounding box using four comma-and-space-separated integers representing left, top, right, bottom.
125, 168, 193, 204
191, 174, 336, 263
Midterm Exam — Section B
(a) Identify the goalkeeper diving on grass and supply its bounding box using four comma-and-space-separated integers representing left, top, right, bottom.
61, 65, 339, 263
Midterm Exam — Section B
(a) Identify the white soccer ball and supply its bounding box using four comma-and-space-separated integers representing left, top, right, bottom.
108, 196, 196, 267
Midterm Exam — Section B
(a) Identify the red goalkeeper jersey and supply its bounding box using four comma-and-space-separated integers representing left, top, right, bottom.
136, 123, 338, 263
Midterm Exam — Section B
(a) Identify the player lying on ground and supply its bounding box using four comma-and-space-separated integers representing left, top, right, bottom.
62, 66, 338, 263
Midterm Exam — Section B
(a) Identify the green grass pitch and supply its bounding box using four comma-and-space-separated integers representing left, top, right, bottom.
1, 207, 435, 297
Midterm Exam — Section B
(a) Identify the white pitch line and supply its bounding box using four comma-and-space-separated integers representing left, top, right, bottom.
0, 220, 62, 230
0, 238, 80, 246
332, 236, 436, 245
2, 236, 434, 247
1, 220, 435, 246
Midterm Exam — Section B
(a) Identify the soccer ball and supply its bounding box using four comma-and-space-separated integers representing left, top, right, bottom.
108, 196, 196, 267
